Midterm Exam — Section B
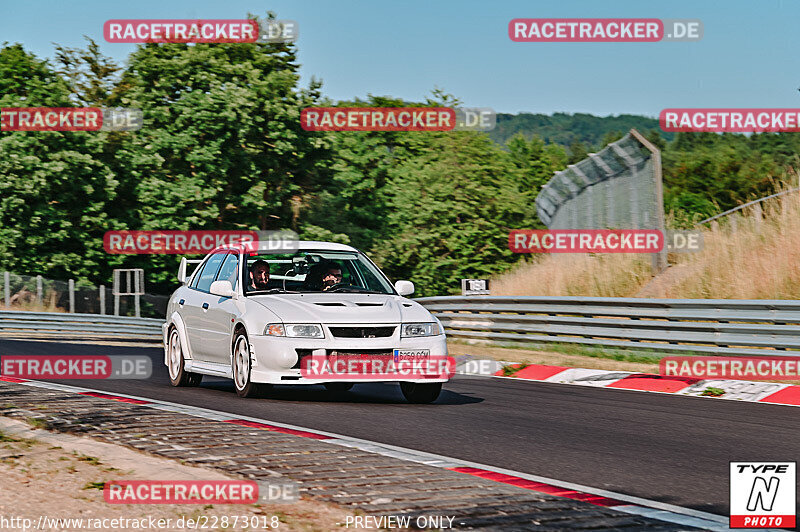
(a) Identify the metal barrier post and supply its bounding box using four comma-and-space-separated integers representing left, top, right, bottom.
134, 272, 141, 318
36, 275, 43, 306
68, 279, 75, 313
100, 285, 106, 315
113, 270, 120, 316
629, 129, 668, 273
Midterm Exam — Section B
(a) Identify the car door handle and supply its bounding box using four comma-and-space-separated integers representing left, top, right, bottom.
202, 303, 209, 310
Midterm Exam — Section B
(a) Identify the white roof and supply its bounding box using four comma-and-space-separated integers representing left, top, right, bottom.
214, 240, 358, 254
296, 240, 358, 252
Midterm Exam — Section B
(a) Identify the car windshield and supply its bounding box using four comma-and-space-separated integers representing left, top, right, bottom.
242, 250, 395, 295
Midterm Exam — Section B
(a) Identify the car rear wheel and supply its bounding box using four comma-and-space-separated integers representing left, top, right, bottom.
232, 332, 270, 398
167, 328, 202, 387
324, 382, 354, 392
400, 382, 442, 404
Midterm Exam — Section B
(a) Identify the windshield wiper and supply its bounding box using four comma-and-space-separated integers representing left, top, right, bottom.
327, 286, 386, 294
246, 288, 298, 295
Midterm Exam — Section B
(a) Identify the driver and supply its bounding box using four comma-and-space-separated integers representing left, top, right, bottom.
321, 265, 343, 291
249, 260, 270, 290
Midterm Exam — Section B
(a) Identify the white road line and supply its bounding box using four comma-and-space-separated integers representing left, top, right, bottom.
3, 378, 740, 530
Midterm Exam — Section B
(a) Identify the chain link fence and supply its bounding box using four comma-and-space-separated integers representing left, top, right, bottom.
534, 128, 667, 271
0, 272, 169, 318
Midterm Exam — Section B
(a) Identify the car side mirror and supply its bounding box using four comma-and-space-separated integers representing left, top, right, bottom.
394, 280, 414, 296
209, 280, 236, 298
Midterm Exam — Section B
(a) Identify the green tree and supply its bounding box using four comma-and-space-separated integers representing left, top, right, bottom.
506, 133, 567, 195
489, 112, 672, 147
567, 138, 589, 164
300, 94, 453, 252
0, 44, 118, 281
600, 130, 624, 147
370, 132, 538, 295
109, 19, 333, 290
54, 37, 121, 106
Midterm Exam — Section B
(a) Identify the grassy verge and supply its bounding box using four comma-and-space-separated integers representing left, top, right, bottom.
448, 339, 664, 373
496, 341, 671, 364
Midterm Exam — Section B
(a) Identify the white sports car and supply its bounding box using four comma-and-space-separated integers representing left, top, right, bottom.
162, 240, 450, 403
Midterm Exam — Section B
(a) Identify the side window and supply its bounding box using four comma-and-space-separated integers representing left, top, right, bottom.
189, 259, 209, 289
194, 252, 226, 293
215, 253, 239, 290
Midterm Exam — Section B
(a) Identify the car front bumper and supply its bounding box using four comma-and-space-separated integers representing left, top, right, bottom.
248, 330, 449, 385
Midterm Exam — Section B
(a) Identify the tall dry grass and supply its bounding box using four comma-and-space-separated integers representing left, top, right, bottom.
492, 189, 800, 299
492, 253, 652, 297
665, 190, 800, 299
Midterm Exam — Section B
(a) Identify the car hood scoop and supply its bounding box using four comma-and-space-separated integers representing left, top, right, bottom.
314, 300, 385, 307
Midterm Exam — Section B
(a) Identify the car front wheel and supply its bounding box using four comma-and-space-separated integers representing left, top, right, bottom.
167, 327, 202, 387
232, 332, 270, 398
400, 382, 442, 404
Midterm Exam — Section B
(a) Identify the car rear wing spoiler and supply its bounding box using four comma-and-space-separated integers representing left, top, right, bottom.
178, 257, 204, 284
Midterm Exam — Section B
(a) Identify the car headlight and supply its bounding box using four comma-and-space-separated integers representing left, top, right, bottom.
265, 324, 285, 336
401, 322, 440, 337
265, 323, 325, 338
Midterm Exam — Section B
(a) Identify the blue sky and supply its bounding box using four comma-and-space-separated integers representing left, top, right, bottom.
2, 0, 798, 116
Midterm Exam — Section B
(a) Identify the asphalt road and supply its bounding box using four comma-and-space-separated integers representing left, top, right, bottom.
2, 338, 799, 517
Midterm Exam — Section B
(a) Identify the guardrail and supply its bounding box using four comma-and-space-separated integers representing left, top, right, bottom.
6, 297, 800, 355
0, 310, 163, 340
416, 296, 800, 357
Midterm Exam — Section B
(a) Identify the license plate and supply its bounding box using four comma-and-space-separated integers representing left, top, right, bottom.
329, 351, 391, 359
393, 349, 430, 363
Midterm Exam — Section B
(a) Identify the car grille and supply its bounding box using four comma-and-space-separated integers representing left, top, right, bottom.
328, 349, 394, 357
328, 326, 396, 338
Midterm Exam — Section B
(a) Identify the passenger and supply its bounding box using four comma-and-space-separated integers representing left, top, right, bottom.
249, 260, 270, 290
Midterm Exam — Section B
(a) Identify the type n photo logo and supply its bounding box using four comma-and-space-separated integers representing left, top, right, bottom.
730, 462, 796, 528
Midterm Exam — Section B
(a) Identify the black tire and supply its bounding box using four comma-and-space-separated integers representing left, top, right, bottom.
232, 331, 270, 398
324, 382, 354, 392
400, 382, 442, 404
167, 327, 202, 387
